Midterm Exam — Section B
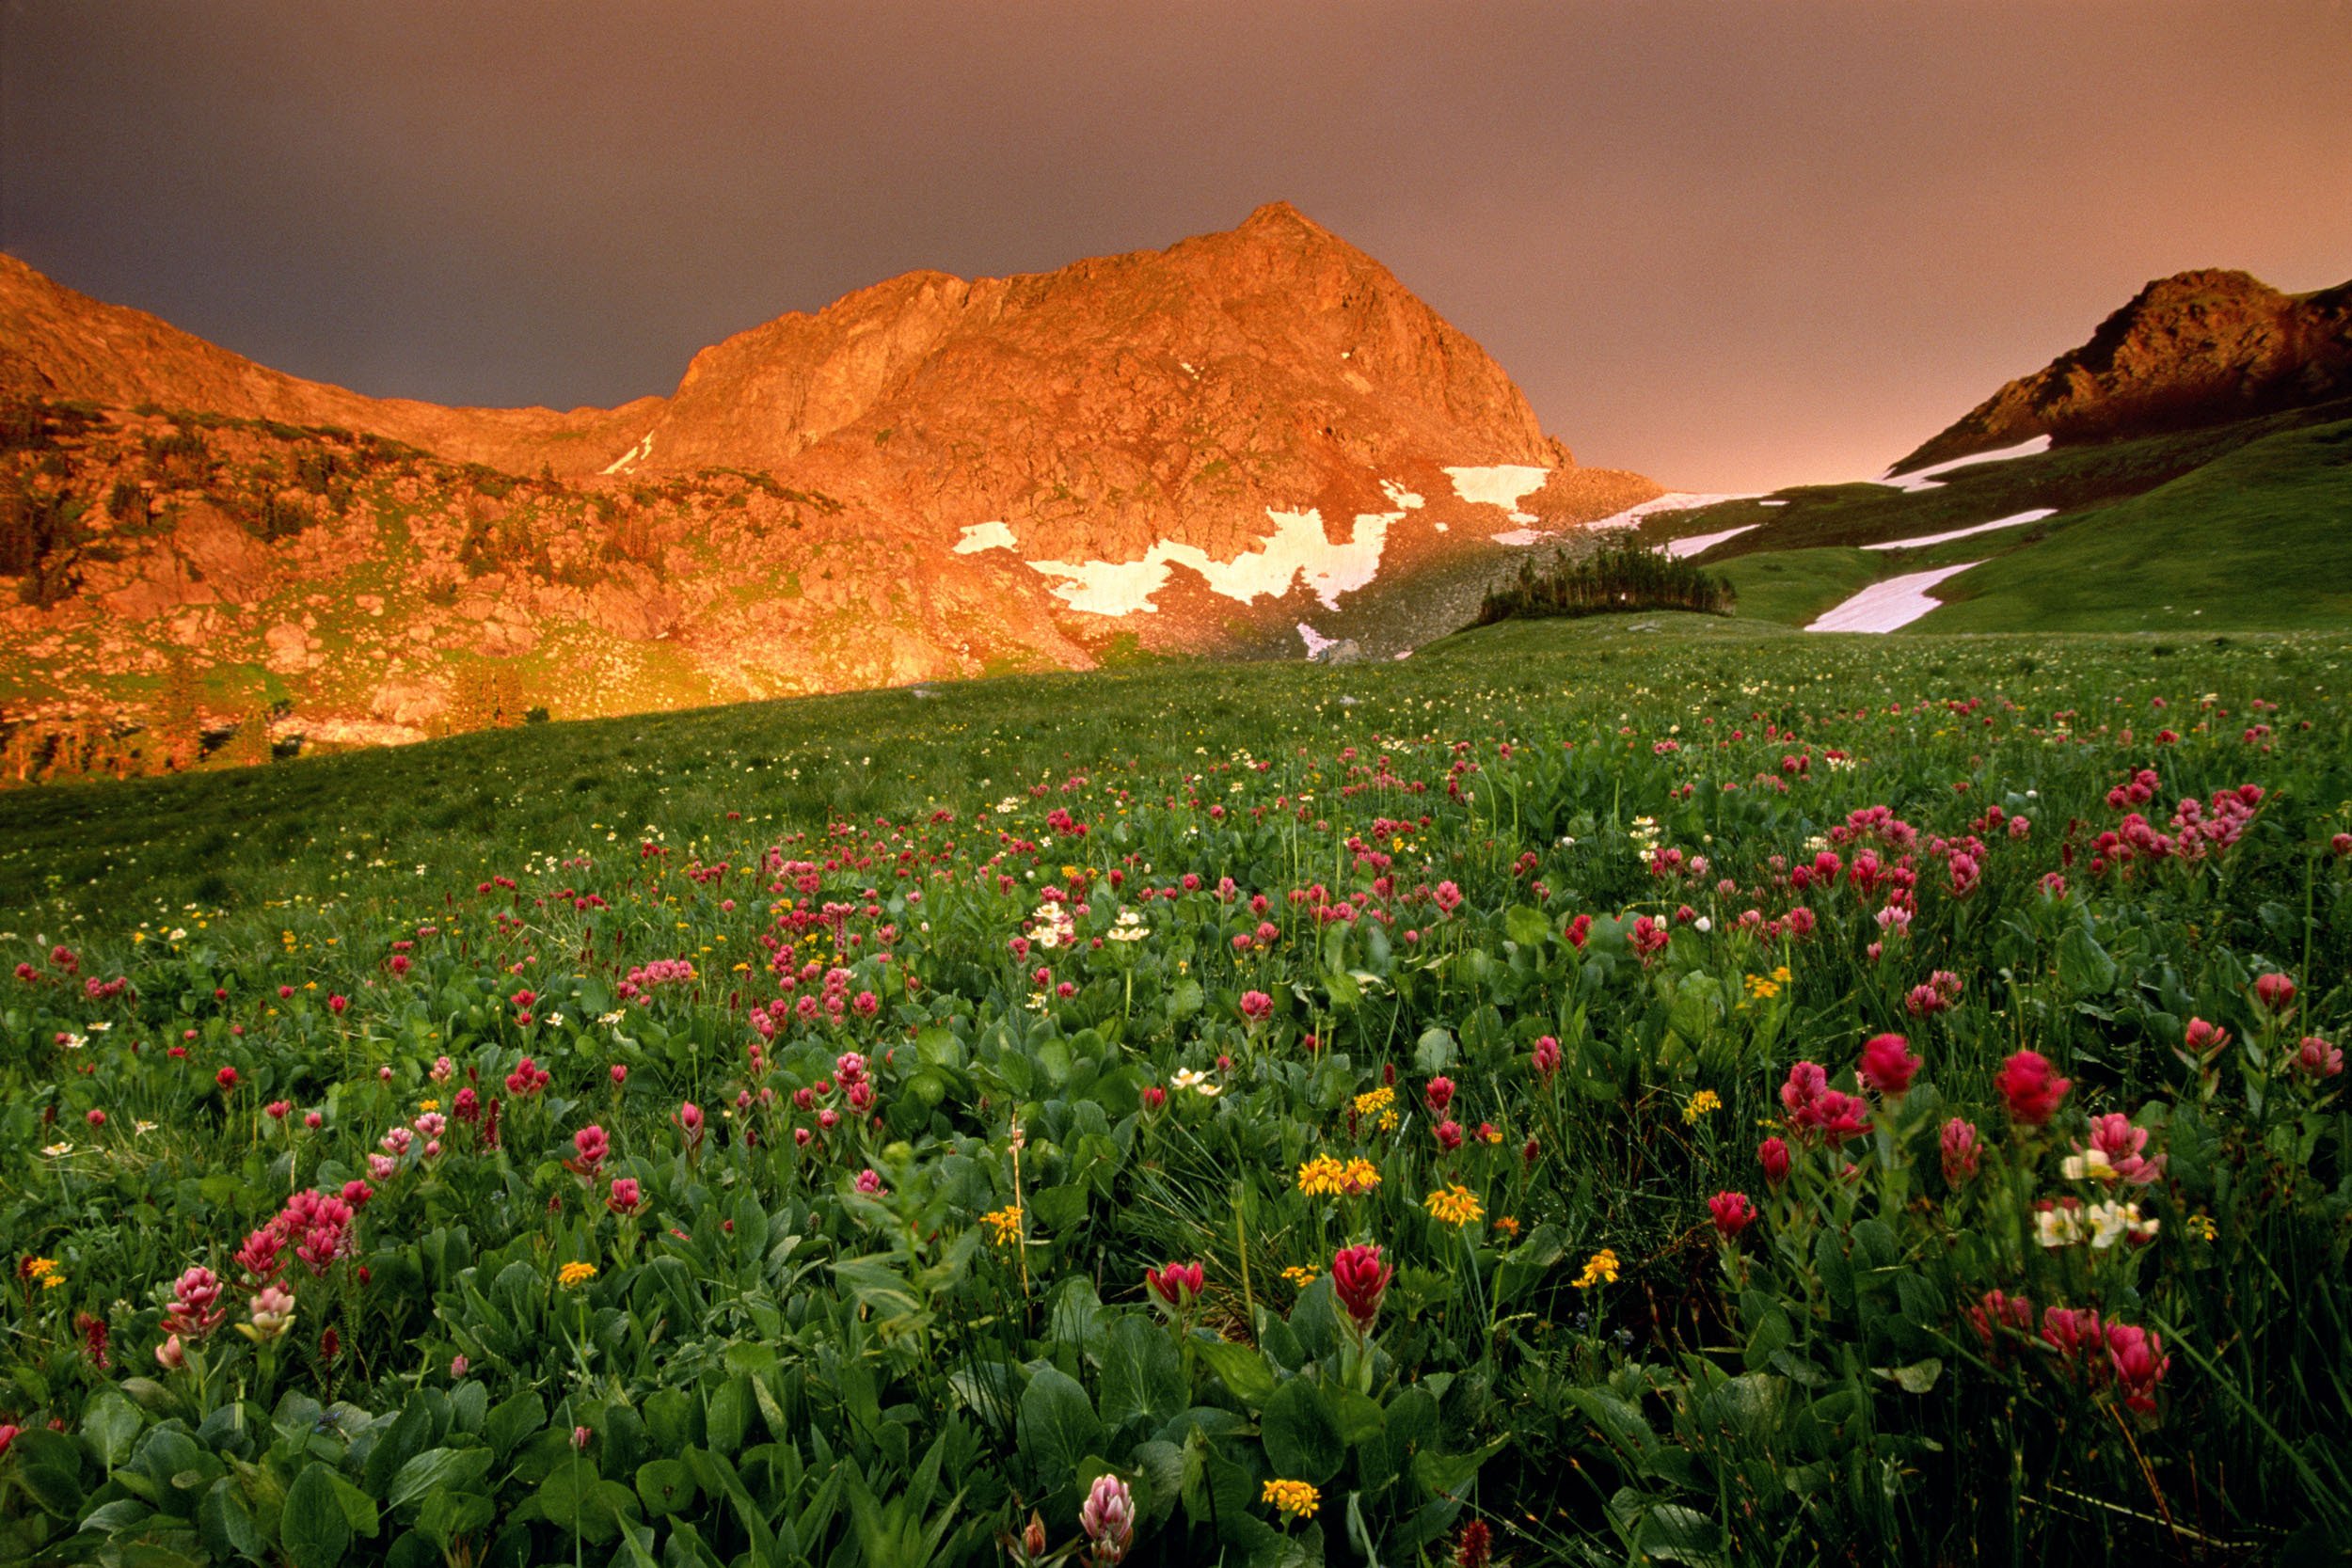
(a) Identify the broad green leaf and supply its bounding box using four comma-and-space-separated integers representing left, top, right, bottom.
279, 1465, 351, 1568
1259, 1377, 1343, 1485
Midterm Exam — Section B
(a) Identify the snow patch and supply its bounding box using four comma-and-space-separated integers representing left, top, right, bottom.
1379, 480, 1425, 511
1585, 491, 1762, 530
1805, 562, 1981, 633
1663, 525, 1757, 559
1025, 507, 1394, 616
953, 520, 1018, 554
1490, 529, 1546, 546
1443, 464, 1550, 511
601, 432, 654, 475
1859, 508, 2056, 552
1876, 435, 2053, 493
1297, 622, 1336, 657
1759, 499, 1788, 507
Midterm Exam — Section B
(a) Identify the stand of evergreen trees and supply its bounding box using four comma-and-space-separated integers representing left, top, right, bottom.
1472, 542, 1735, 626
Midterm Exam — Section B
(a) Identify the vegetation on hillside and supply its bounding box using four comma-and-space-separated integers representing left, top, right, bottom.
2, 621, 2347, 1564
1471, 543, 1734, 626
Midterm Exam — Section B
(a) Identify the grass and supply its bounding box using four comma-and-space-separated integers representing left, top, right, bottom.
1918, 419, 2352, 632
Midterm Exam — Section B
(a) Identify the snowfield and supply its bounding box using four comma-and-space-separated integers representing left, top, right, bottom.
952, 520, 1018, 554
1584, 492, 1764, 530
1663, 525, 1757, 559
1805, 562, 1981, 633
1442, 465, 1550, 511
1025, 507, 1394, 615
1859, 508, 2057, 552
1876, 435, 2053, 493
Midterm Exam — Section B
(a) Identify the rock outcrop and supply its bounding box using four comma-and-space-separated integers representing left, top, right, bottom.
1895, 269, 2352, 474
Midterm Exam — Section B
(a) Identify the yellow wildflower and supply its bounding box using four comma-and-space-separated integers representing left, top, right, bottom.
1352, 1086, 1394, 1118
418, 1098, 440, 1114
1682, 1089, 1723, 1125
981, 1205, 1025, 1245
1424, 1184, 1485, 1228
1280, 1265, 1319, 1289
1495, 1215, 1521, 1241
1262, 1478, 1320, 1519
1574, 1248, 1621, 1290
1296, 1155, 1347, 1196
558, 1261, 598, 1290
25, 1257, 62, 1290
2187, 1212, 2217, 1243
1341, 1158, 1381, 1195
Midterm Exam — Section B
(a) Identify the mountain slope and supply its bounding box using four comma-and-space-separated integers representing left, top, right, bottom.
0, 207, 1658, 765
1893, 267, 2352, 474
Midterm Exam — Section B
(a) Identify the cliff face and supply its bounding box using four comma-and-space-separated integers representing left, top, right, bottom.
1896, 268, 2352, 474
0, 205, 1658, 742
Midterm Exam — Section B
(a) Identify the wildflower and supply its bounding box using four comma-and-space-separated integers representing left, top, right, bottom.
1493, 1214, 1520, 1240
163, 1265, 227, 1338
1995, 1051, 2071, 1126
1573, 1248, 1621, 1289
1708, 1191, 1756, 1238
854, 1167, 887, 1196
215, 1067, 240, 1093
608, 1178, 644, 1216
2034, 1199, 2086, 1248
1262, 1478, 1320, 1519
1433, 1118, 1464, 1152
1423, 1183, 1484, 1227
2252, 972, 2296, 1013
1352, 1085, 1395, 1118
2179, 1017, 2231, 1066
2072, 1113, 2164, 1185
1296, 1154, 1348, 1196
558, 1260, 598, 1290
1757, 1135, 1790, 1185
568, 1124, 610, 1180
155, 1333, 186, 1371
1331, 1243, 1392, 1331
237, 1284, 296, 1343
2293, 1035, 2343, 1079
1423, 1076, 1455, 1115
1780, 1062, 1870, 1143
676, 1101, 705, 1152
1170, 1069, 1220, 1098
1080, 1474, 1136, 1561
25, 1257, 63, 1291
1280, 1265, 1319, 1288
1454, 1520, 1494, 1567
2106, 1322, 2170, 1415
1856, 1033, 1920, 1099
1144, 1260, 1205, 1308
1940, 1117, 1981, 1184
1532, 1035, 1561, 1077
1239, 990, 1273, 1022
2085, 1199, 2159, 1249
1682, 1088, 1721, 1124
981, 1205, 1024, 1245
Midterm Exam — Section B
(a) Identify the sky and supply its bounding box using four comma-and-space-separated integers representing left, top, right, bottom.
4, 1, 2349, 492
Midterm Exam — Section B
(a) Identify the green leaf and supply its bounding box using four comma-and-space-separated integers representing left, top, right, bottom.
1637, 1502, 1730, 1566
1413, 1027, 1458, 1074
483, 1390, 545, 1460
634, 1458, 698, 1516
1504, 905, 1549, 948
1198, 1341, 1277, 1408
82, 1386, 144, 1466
280, 1465, 352, 1568
2058, 924, 2119, 995
1259, 1378, 1343, 1485
1742, 1307, 1791, 1371
388, 1447, 494, 1510
416, 1492, 495, 1552
1885, 1358, 1944, 1394
1015, 1367, 1104, 1497
198, 1478, 263, 1561
1098, 1315, 1187, 1432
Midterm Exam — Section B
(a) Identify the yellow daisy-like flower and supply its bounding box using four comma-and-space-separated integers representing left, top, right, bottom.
980, 1205, 1025, 1245
2187, 1212, 2218, 1243
1340, 1158, 1381, 1195
1772, 965, 1791, 984
1682, 1089, 1723, 1125
558, 1261, 598, 1290
1424, 1184, 1485, 1228
1494, 1215, 1521, 1241
1573, 1248, 1622, 1290
1351, 1086, 1394, 1117
1262, 1478, 1320, 1519
1296, 1154, 1347, 1196
25, 1257, 62, 1289
418, 1098, 440, 1113
1280, 1265, 1319, 1289
1377, 1109, 1399, 1133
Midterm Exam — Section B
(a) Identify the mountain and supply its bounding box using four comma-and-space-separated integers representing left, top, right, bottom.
0, 205, 1658, 759
1893, 267, 2352, 474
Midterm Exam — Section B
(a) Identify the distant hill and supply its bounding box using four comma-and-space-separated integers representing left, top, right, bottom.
0, 206, 1657, 758
1893, 267, 2352, 474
